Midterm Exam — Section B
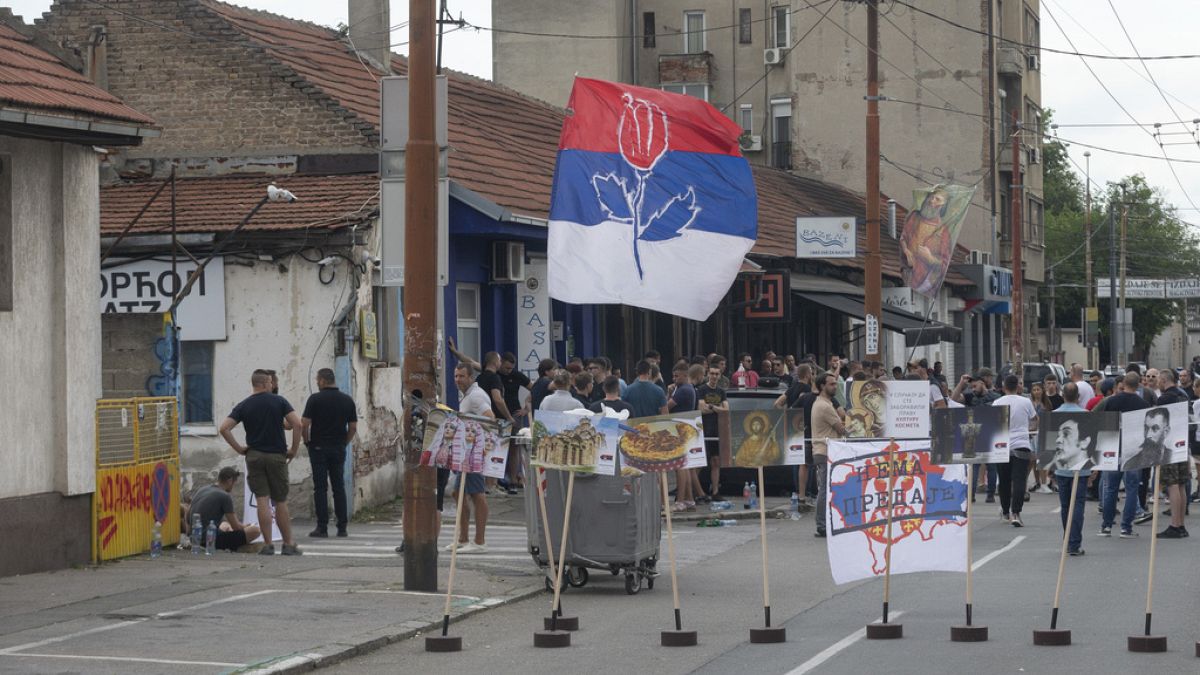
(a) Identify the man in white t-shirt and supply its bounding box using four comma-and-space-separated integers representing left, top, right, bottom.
449, 363, 494, 554
993, 374, 1038, 527
1069, 363, 1095, 406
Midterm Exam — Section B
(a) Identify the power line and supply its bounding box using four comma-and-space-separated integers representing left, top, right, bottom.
1052, 134, 1200, 165
889, 0, 1200, 62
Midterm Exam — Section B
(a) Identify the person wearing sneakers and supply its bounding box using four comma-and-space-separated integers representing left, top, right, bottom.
811, 373, 845, 538
219, 371, 304, 556
1053, 383, 1093, 556
993, 374, 1038, 527
1098, 372, 1151, 538
1153, 369, 1190, 539
448, 362, 494, 554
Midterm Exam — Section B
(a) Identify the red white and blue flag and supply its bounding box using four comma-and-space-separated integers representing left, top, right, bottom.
548, 78, 757, 321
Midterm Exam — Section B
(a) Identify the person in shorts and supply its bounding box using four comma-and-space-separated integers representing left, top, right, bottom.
219, 370, 304, 556
187, 467, 262, 551
448, 362, 495, 554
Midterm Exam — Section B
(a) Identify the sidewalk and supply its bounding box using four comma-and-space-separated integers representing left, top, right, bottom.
0, 496, 538, 675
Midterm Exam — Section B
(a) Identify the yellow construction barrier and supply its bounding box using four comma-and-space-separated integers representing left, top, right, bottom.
93, 397, 181, 562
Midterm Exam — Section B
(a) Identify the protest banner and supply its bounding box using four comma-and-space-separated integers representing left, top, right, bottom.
420, 407, 509, 479
931, 406, 1010, 465
718, 409, 804, 467
1036, 411, 1119, 472
531, 410, 618, 475
1119, 402, 1189, 472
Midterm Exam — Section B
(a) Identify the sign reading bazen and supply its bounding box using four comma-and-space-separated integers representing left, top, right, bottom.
796, 217, 856, 258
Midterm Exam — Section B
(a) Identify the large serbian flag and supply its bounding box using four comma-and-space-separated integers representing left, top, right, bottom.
547, 78, 757, 321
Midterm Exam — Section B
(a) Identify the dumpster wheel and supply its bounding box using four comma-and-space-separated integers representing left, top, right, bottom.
567, 566, 589, 588
624, 571, 642, 595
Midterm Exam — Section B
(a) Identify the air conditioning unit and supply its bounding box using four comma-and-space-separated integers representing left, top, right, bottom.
491, 241, 525, 283
1027, 147, 1040, 164
739, 134, 763, 152
764, 48, 783, 65
1026, 53, 1039, 71
997, 46, 1024, 76
968, 249, 992, 266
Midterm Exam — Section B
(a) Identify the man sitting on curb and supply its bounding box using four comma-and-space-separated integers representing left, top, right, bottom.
186, 467, 262, 552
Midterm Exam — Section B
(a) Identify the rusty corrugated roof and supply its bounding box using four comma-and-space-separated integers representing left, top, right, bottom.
0, 23, 153, 126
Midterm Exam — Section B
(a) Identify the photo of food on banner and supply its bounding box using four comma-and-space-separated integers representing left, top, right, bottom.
1118, 402, 1189, 472
930, 406, 1010, 465
530, 410, 618, 475
419, 407, 509, 479
618, 413, 707, 473
1035, 411, 1119, 473
716, 409, 805, 467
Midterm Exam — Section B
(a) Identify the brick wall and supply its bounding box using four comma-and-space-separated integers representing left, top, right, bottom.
101, 313, 162, 398
36, 0, 376, 159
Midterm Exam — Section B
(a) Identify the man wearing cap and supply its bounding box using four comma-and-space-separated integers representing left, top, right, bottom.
186, 467, 262, 552
909, 358, 947, 409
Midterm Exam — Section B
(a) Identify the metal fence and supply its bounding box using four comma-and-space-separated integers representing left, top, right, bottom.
93, 397, 181, 562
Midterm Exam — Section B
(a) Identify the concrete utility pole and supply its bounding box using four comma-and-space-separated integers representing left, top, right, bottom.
1009, 111, 1023, 367
987, 0, 999, 267
1109, 202, 1118, 368
862, 0, 882, 364
401, 0, 440, 592
1048, 267, 1056, 360
1083, 151, 1094, 369
1119, 202, 1128, 362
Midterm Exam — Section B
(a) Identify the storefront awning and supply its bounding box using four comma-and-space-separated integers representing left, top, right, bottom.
796, 292, 962, 347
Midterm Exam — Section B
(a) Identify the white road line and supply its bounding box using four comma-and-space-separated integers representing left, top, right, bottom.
972, 535, 1026, 571
785, 612, 907, 675
157, 590, 275, 618
786, 535, 1027, 675
0, 653, 242, 667
241, 652, 323, 674
0, 621, 143, 655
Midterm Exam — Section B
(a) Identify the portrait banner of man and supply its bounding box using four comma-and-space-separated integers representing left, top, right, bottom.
930, 406, 1010, 465
1036, 411, 1119, 472
899, 184, 976, 298
1119, 402, 1189, 471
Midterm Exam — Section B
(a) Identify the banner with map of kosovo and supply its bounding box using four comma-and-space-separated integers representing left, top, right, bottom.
825, 439, 968, 585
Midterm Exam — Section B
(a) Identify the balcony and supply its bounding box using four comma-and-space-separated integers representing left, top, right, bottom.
771, 142, 792, 170
658, 52, 713, 85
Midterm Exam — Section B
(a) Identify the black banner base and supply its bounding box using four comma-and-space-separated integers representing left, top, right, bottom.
866, 623, 903, 640
543, 616, 580, 631
533, 630, 572, 648
661, 629, 698, 647
749, 627, 786, 643
1127, 635, 1167, 653
950, 625, 989, 642
424, 635, 463, 652
1032, 629, 1071, 646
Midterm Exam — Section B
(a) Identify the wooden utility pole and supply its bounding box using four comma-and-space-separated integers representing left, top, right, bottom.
1119, 203, 1128, 362
401, 0, 440, 591
863, 0, 882, 364
1083, 151, 1094, 369
1009, 111, 1023, 367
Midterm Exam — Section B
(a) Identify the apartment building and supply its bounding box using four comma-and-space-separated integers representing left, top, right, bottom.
494, 0, 1046, 361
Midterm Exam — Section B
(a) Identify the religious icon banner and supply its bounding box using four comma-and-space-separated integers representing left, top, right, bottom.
899, 184, 976, 298
930, 406, 1011, 465
718, 409, 805, 467
530, 410, 619, 475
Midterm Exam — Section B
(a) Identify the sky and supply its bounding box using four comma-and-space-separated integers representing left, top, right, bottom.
7, 0, 1200, 222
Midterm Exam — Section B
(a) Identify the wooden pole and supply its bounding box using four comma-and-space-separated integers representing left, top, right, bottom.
1049, 470, 1080, 629
965, 470, 975, 625
757, 466, 772, 627
549, 471, 576, 631
660, 472, 683, 630
882, 440, 897, 624
439, 474, 469, 636
535, 467, 560, 613
1143, 468, 1162, 635
864, 0, 882, 363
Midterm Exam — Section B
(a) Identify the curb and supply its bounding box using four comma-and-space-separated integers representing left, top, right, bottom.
233, 583, 545, 674
673, 505, 803, 523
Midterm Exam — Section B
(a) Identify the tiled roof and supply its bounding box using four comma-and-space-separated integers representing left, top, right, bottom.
200, 0, 561, 219
100, 173, 377, 235
0, 22, 153, 126
753, 166, 971, 286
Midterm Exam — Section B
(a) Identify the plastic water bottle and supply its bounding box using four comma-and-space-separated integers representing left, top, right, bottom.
150, 521, 163, 559
743, 482, 751, 510
791, 492, 800, 513
191, 514, 202, 555
717, 519, 737, 527
205, 521, 217, 556
749, 481, 758, 509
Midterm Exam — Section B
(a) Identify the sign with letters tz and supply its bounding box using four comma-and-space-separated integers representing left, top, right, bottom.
101, 258, 226, 341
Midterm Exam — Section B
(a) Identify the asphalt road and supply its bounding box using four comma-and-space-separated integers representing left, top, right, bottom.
329, 491, 1200, 674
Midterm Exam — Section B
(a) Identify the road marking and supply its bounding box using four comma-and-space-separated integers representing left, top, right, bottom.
786, 535, 1026, 675
972, 535, 1026, 571
0, 621, 143, 655
157, 590, 275, 618
241, 652, 323, 674
785, 612, 907, 675
0, 653, 242, 667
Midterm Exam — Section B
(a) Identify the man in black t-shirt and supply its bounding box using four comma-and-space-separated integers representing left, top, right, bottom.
529, 358, 558, 411
498, 352, 532, 426
589, 376, 633, 415
187, 467, 261, 551
696, 365, 728, 499
219, 371, 303, 556
301, 368, 358, 538
775, 364, 817, 502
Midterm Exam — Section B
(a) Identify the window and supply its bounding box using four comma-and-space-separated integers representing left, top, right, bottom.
739, 104, 753, 134
1024, 7, 1039, 55
738, 8, 752, 44
456, 283, 481, 364
1024, 99, 1041, 138
684, 11, 705, 54
999, 188, 1011, 240
772, 5, 790, 48
181, 341, 214, 424
662, 83, 710, 101
771, 99, 792, 169
0, 156, 9, 312
643, 12, 655, 48
1027, 196, 1044, 245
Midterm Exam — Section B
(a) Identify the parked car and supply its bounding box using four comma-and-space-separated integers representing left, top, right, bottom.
999, 362, 1068, 393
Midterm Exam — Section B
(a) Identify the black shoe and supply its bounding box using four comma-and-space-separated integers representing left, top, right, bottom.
1133, 512, 1153, 525
814, 529, 826, 538
1068, 549, 1085, 557
258, 545, 276, 556
985, 495, 996, 504
1011, 514, 1024, 528
309, 528, 329, 538
395, 543, 405, 553
336, 528, 348, 537
1157, 526, 1185, 539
